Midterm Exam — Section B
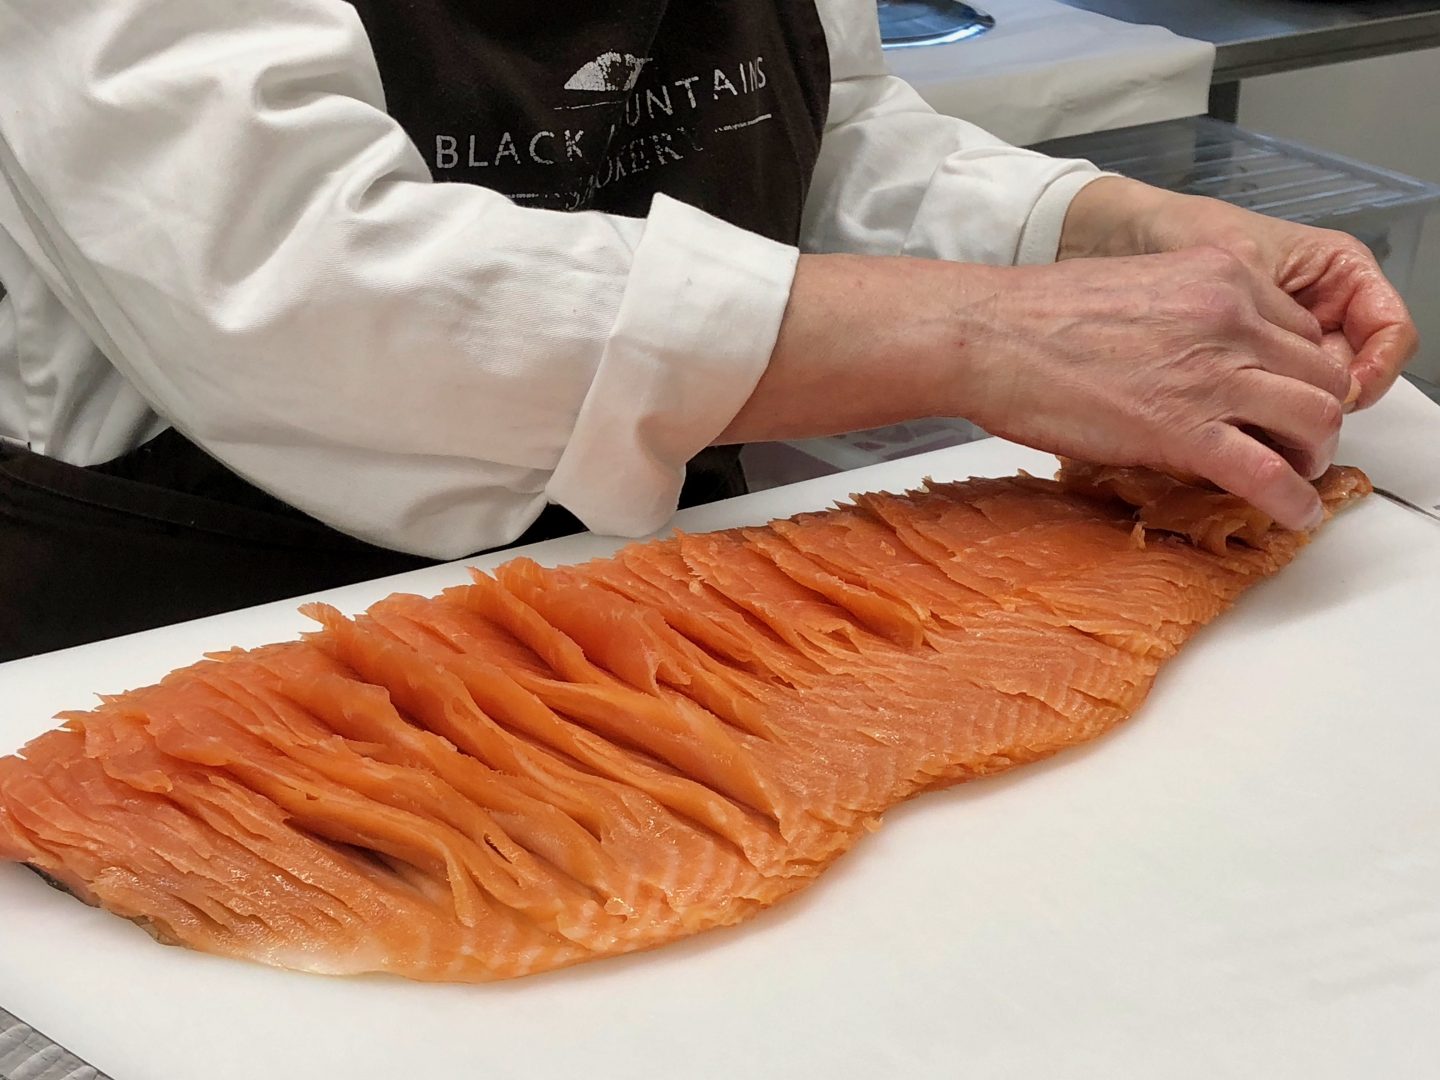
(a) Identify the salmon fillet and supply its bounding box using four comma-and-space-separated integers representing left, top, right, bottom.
0, 463, 1371, 982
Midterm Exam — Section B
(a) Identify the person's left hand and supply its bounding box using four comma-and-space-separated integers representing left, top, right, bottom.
1060, 177, 1419, 410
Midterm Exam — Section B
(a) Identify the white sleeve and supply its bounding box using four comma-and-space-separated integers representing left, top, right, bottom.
0, 0, 797, 557
806, 0, 1106, 266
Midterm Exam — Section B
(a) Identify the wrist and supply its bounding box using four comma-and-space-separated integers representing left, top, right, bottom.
727, 255, 1016, 443
1057, 176, 1176, 260
915, 260, 1028, 427
828, 256, 1015, 424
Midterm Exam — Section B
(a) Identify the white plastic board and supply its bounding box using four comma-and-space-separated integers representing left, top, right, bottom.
2, 427, 1437, 1080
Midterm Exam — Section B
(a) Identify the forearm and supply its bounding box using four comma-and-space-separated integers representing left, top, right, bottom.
717, 254, 1004, 444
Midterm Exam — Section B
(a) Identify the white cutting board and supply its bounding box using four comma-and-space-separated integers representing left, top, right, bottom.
3, 426, 1439, 1080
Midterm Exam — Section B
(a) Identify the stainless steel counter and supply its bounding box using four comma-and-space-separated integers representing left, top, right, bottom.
1058, 0, 1440, 82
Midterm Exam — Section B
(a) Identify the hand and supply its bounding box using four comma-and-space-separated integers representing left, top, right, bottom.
1061, 177, 1419, 410
962, 247, 1349, 531
724, 243, 1350, 530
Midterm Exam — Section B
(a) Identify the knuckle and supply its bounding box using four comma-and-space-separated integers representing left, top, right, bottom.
1183, 420, 1231, 471
1328, 229, 1368, 255
1286, 387, 1342, 447
1192, 245, 1246, 278
1331, 232, 1380, 269
1227, 236, 1264, 268
1182, 282, 1248, 327
1217, 291, 1252, 329
1313, 392, 1344, 436
1312, 354, 1351, 399
1249, 449, 1293, 495
1400, 322, 1422, 356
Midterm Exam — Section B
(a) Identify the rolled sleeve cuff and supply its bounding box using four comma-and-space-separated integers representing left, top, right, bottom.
546, 194, 799, 537
1014, 166, 1113, 265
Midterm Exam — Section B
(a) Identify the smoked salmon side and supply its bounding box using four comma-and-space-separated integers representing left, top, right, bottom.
0, 463, 1371, 982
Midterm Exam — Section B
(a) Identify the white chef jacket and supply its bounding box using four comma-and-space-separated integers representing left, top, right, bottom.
0, 0, 1102, 558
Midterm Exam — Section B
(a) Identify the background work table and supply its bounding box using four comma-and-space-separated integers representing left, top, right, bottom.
1059, 0, 1440, 81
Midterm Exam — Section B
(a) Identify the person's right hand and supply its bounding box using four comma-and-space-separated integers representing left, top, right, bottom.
1059, 177, 1419, 412
958, 246, 1352, 531
723, 247, 1350, 532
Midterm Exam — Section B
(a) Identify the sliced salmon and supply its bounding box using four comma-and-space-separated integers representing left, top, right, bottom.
0, 463, 1370, 981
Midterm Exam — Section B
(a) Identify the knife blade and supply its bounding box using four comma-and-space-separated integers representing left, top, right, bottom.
1339, 376, 1440, 526
1372, 486, 1440, 524
0, 1007, 111, 1080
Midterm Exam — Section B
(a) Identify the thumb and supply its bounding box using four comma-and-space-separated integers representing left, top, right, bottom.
1321, 332, 1362, 412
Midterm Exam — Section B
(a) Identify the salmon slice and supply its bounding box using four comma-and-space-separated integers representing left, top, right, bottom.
594, 544, 827, 687
495, 558, 778, 741
770, 505, 990, 626
1056, 460, 1273, 554
5, 729, 580, 980
739, 529, 927, 649
359, 596, 798, 893
0, 463, 1371, 982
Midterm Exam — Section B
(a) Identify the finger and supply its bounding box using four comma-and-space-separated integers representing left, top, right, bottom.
1243, 423, 1339, 487
1351, 319, 1419, 409
1184, 422, 1324, 532
1251, 276, 1323, 344
1244, 320, 1351, 402
1228, 371, 1343, 481
1238, 424, 1331, 489
1249, 432, 1324, 489
1319, 332, 1363, 411
1293, 248, 1418, 410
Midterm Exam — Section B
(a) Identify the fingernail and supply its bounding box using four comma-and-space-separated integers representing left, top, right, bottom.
1304, 503, 1326, 531
1345, 375, 1362, 407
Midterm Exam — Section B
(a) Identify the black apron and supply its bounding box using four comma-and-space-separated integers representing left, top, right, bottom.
0, 1, 830, 662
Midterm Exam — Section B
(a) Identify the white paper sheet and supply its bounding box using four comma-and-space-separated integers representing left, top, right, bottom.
885, 0, 1216, 145
2, 430, 1438, 1080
